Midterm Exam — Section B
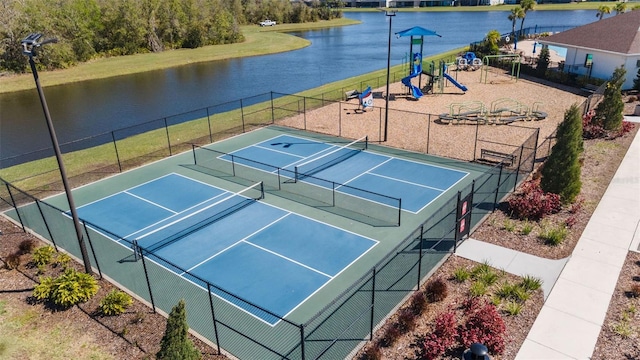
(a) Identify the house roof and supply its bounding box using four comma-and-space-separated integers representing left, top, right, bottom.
540, 10, 640, 55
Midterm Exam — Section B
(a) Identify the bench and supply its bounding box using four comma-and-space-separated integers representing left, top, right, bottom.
480, 149, 516, 166
581, 84, 599, 94
345, 89, 360, 101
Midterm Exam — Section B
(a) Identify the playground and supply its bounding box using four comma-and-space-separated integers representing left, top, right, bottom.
281, 65, 585, 163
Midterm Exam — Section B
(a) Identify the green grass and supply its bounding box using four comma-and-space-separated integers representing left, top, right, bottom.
0, 291, 113, 360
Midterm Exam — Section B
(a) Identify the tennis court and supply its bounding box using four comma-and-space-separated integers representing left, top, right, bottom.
75, 173, 377, 325
218, 134, 469, 213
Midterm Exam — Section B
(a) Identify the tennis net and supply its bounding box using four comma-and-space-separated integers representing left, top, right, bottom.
134, 181, 264, 254
294, 136, 367, 181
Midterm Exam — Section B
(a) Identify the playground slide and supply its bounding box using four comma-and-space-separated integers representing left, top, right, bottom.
402, 73, 423, 99
443, 73, 468, 92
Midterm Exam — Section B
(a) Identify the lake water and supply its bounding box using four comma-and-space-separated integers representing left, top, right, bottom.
0, 10, 599, 162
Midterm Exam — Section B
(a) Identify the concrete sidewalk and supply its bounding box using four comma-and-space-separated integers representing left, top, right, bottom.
458, 128, 640, 359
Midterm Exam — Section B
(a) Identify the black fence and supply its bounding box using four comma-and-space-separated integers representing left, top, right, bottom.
0, 52, 597, 359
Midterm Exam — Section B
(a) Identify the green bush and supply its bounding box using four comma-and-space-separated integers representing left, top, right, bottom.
520, 275, 543, 292
33, 268, 99, 308
503, 301, 523, 316
539, 224, 568, 246
32, 245, 55, 267
99, 289, 133, 316
453, 267, 471, 283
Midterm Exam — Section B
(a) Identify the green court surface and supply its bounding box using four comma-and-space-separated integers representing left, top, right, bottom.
8, 125, 495, 359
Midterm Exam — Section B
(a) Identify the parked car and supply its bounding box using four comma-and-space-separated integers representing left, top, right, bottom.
259, 19, 276, 27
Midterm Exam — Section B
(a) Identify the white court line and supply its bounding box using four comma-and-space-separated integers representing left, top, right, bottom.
367, 172, 446, 192
242, 240, 333, 279
184, 212, 292, 273
124, 191, 178, 214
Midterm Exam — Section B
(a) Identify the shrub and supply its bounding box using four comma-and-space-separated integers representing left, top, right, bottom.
503, 219, 516, 232
459, 303, 506, 355
358, 346, 381, 360
99, 289, 133, 316
412, 311, 458, 360
503, 301, 522, 316
33, 268, 99, 308
476, 270, 500, 287
508, 180, 562, 220
521, 221, 534, 235
157, 299, 201, 360
469, 281, 488, 297
32, 245, 55, 267
377, 323, 401, 348
5, 252, 21, 270
425, 278, 448, 303
54, 252, 72, 270
409, 291, 428, 315
453, 267, 471, 283
18, 239, 36, 255
594, 67, 625, 131
395, 306, 417, 334
539, 224, 568, 246
470, 261, 492, 279
520, 275, 543, 292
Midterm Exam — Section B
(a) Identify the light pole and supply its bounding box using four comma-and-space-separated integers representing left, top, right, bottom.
21, 33, 93, 274
383, 9, 397, 143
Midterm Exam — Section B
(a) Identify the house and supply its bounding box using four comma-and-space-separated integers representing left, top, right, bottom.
539, 10, 640, 90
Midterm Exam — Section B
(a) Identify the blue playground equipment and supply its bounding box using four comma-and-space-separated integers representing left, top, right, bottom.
402, 53, 424, 99
443, 64, 468, 92
395, 26, 441, 100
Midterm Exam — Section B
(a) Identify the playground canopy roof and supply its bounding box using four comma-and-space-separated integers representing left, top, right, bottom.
395, 26, 441, 38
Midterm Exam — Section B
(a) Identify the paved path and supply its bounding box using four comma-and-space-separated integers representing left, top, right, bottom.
458, 126, 640, 359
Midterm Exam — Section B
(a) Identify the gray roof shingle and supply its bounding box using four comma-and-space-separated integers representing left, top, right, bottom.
541, 10, 640, 55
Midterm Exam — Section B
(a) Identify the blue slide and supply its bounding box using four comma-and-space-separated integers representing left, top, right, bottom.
402, 53, 423, 99
443, 73, 468, 92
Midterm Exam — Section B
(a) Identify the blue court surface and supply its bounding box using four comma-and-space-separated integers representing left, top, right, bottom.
222, 134, 469, 213
75, 173, 377, 325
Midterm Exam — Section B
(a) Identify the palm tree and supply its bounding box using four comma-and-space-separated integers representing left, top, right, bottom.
596, 5, 611, 20
518, 0, 536, 38
614, 2, 627, 15
508, 7, 525, 41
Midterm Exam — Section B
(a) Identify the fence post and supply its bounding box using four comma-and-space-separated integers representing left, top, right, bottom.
303, 97, 307, 130
473, 120, 480, 161
426, 114, 431, 154
164, 118, 172, 156
139, 253, 156, 312
111, 132, 122, 172
270, 91, 275, 125
206, 107, 213, 143
493, 165, 504, 211
417, 225, 424, 288
240, 99, 245, 133
299, 324, 306, 360
35, 200, 56, 250
514, 145, 525, 192
5, 184, 25, 232
82, 222, 102, 278
207, 283, 222, 355
369, 267, 376, 341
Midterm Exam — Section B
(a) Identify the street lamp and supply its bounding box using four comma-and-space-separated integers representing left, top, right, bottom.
21, 33, 93, 274
383, 9, 397, 142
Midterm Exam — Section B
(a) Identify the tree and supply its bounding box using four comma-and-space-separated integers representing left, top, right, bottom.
482, 29, 501, 56
596, 5, 611, 20
540, 104, 583, 204
594, 66, 626, 131
508, 7, 524, 42
536, 46, 550, 78
614, 2, 627, 15
156, 299, 201, 360
518, 0, 536, 37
